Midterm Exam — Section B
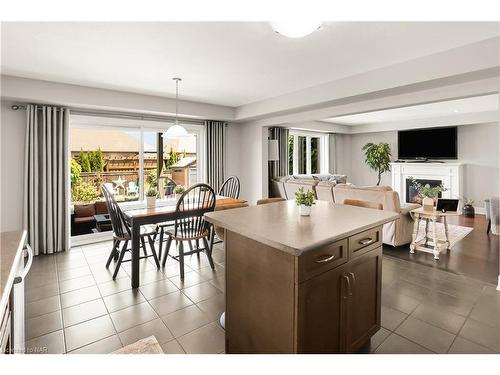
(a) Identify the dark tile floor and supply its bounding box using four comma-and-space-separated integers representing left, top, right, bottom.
24, 239, 500, 354
384, 214, 499, 285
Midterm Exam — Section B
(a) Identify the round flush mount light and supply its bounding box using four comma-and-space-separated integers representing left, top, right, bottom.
271, 21, 323, 38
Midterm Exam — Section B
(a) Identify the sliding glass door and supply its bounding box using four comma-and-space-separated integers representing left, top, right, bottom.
69, 115, 205, 243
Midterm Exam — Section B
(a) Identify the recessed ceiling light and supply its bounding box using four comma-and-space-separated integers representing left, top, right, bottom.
453, 109, 459, 113
271, 21, 323, 38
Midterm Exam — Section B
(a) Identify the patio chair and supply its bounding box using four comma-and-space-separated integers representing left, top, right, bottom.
127, 181, 139, 195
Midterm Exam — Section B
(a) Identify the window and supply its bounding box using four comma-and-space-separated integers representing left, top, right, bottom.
69, 115, 205, 240
288, 131, 329, 175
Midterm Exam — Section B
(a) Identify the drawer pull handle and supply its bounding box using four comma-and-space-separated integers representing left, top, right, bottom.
315, 254, 336, 264
358, 237, 374, 246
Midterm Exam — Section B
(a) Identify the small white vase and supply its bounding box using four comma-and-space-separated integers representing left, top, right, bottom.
146, 196, 156, 208
299, 204, 311, 216
422, 196, 434, 211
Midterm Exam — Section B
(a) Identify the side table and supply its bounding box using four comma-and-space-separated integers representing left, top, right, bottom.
409, 207, 461, 260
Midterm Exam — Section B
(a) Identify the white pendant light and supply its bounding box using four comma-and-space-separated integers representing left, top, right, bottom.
271, 21, 323, 38
165, 77, 189, 138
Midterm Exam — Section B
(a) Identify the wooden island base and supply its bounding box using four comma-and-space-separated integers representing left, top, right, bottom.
224, 227, 383, 354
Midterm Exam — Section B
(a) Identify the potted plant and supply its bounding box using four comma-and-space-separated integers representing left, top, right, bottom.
174, 185, 185, 199
462, 198, 475, 217
295, 187, 316, 216
145, 186, 157, 208
362, 142, 391, 186
409, 177, 447, 211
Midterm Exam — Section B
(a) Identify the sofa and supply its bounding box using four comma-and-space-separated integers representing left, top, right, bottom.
270, 174, 347, 200
71, 200, 109, 235
333, 184, 420, 247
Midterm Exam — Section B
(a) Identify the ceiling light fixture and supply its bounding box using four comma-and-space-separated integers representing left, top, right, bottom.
271, 21, 323, 38
165, 77, 189, 138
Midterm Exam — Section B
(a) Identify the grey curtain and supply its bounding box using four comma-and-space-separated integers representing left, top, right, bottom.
269, 127, 289, 177
329, 133, 336, 174
205, 120, 226, 192
24, 105, 70, 255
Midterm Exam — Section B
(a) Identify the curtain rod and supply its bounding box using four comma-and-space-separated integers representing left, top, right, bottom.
10, 104, 206, 125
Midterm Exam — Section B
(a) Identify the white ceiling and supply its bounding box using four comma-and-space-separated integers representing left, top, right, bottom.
321, 94, 499, 125
1, 22, 499, 107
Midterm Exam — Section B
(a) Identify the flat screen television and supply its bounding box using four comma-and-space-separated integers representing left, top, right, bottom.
398, 126, 457, 160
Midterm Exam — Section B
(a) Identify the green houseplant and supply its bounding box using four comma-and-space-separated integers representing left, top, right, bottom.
409, 177, 447, 210
174, 185, 185, 199
295, 187, 316, 216
145, 186, 157, 208
362, 142, 392, 186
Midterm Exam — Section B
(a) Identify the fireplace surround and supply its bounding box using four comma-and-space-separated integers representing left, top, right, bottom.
390, 162, 463, 207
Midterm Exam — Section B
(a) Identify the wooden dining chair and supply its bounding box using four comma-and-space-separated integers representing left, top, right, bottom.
218, 176, 240, 199
257, 197, 286, 205
161, 183, 217, 279
343, 199, 383, 210
102, 185, 160, 279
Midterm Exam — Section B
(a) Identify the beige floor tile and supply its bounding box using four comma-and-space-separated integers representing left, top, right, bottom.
59, 275, 96, 294
448, 336, 495, 354
25, 330, 65, 354
459, 318, 500, 351
149, 290, 193, 316
109, 302, 158, 332
57, 265, 92, 282
161, 305, 211, 337
60, 285, 101, 309
62, 298, 108, 327
169, 271, 207, 289
375, 333, 432, 354
69, 335, 123, 354
139, 279, 178, 300
118, 318, 173, 346
183, 281, 222, 303
26, 283, 60, 303
97, 276, 132, 297
411, 303, 466, 334
64, 315, 116, 352
177, 322, 225, 354
103, 289, 145, 313
26, 310, 63, 340
396, 317, 455, 353
196, 293, 225, 321
381, 305, 408, 331
161, 339, 186, 354
26, 295, 61, 319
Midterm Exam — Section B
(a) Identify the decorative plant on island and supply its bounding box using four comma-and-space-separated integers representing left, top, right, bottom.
174, 185, 185, 198
409, 177, 447, 210
145, 186, 157, 208
295, 187, 316, 216
362, 142, 391, 186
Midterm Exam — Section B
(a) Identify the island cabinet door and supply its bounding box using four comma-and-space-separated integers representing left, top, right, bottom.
296, 263, 349, 353
344, 246, 383, 353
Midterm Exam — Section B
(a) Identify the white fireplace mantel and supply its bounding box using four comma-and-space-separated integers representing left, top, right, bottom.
390, 162, 463, 205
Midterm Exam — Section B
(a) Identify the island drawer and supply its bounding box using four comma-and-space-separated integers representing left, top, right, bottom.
298, 239, 348, 281
349, 226, 382, 258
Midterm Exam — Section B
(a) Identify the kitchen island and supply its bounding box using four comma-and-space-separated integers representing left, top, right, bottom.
205, 200, 399, 354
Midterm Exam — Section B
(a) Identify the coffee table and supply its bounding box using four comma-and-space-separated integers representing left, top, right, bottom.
94, 214, 112, 232
409, 207, 461, 260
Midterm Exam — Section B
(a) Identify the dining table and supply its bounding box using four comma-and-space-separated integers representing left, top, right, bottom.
122, 196, 248, 288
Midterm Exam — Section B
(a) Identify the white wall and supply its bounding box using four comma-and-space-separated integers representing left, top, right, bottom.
228, 123, 268, 204
1, 100, 26, 231
339, 123, 499, 210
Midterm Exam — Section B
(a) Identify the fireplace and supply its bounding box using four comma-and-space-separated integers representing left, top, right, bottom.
405, 178, 442, 204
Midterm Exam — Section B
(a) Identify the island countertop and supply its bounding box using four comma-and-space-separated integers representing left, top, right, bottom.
1, 230, 27, 316
204, 200, 399, 256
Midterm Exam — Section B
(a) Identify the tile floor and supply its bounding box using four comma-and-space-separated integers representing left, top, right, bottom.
24, 240, 499, 354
